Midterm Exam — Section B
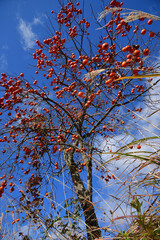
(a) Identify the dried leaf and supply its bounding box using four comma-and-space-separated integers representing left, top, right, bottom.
114, 73, 160, 81
83, 69, 106, 81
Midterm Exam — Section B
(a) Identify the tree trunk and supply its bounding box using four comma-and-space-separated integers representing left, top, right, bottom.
82, 201, 101, 240
64, 151, 101, 239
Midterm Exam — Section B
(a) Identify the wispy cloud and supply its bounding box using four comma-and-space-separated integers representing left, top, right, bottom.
17, 16, 42, 51
0, 54, 8, 71
18, 18, 37, 50
33, 17, 42, 25
1, 43, 9, 50
92, 77, 160, 230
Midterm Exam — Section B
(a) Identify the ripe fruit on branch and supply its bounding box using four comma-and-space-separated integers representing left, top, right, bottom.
143, 48, 149, 56
78, 91, 84, 97
52, 146, 58, 153
137, 144, 141, 149
82, 59, 88, 65
102, 43, 109, 50
20, 73, 24, 77
141, 29, 146, 35
122, 45, 131, 52
133, 50, 140, 56
105, 78, 113, 84
147, 19, 153, 25
149, 31, 155, 38
121, 61, 128, 68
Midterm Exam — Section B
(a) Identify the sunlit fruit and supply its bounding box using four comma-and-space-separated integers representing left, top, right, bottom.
82, 59, 88, 65
147, 19, 153, 25
105, 78, 113, 84
78, 91, 83, 97
102, 43, 109, 50
121, 61, 128, 67
133, 50, 140, 56
141, 29, 146, 35
20, 73, 24, 77
137, 144, 141, 149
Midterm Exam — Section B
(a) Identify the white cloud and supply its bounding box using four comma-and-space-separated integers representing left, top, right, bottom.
0, 54, 8, 71
1, 43, 9, 50
92, 86, 160, 230
18, 18, 36, 50
18, 17, 42, 51
33, 17, 42, 25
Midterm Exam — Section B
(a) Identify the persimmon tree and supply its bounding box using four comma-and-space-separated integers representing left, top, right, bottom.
0, 0, 160, 239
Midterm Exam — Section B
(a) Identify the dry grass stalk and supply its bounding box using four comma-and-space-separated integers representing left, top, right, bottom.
98, 7, 160, 23
122, 9, 160, 23
0, 213, 3, 231
97, 7, 120, 22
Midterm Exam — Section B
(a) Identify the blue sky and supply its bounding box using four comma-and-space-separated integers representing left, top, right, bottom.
0, 0, 160, 239
0, 0, 159, 76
